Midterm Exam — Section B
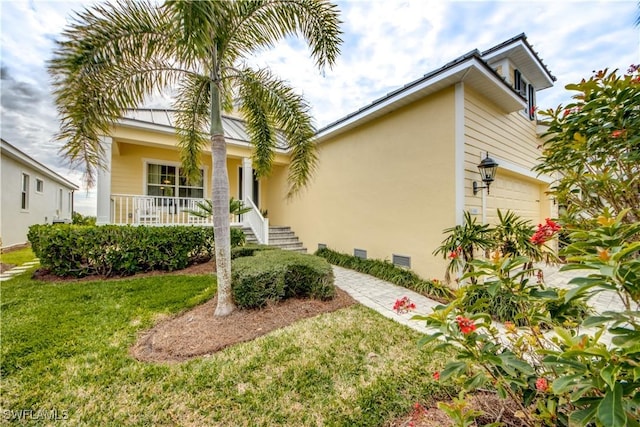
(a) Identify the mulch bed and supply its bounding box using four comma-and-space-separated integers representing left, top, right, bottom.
130, 289, 356, 363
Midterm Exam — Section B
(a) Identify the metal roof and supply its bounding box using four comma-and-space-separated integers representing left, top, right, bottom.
120, 109, 289, 150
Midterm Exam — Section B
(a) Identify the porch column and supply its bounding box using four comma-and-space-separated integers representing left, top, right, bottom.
242, 157, 253, 206
96, 136, 112, 225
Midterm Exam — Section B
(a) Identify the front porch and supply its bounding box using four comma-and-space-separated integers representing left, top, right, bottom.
106, 193, 270, 244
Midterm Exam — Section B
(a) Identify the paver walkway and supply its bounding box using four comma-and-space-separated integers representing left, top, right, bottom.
0, 260, 39, 282
333, 264, 629, 335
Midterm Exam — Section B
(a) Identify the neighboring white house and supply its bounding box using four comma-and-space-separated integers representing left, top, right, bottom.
1, 139, 79, 249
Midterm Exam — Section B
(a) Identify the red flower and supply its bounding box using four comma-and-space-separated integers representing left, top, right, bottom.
448, 251, 458, 259
531, 219, 561, 245
393, 296, 416, 314
455, 315, 477, 334
611, 129, 626, 138
536, 377, 549, 392
433, 371, 440, 381
545, 218, 561, 232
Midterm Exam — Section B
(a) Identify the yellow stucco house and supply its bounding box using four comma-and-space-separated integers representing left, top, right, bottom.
97, 33, 557, 279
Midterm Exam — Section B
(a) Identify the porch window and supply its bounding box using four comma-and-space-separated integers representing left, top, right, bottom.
147, 163, 204, 199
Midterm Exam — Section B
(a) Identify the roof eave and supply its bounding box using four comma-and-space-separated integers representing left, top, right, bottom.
482, 37, 556, 90
316, 57, 525, 143
0, 139, 79, 190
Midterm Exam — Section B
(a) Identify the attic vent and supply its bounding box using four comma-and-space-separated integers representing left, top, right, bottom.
354, 249, 367, 259
318, 243, 327, 250
392, 254, 411, 269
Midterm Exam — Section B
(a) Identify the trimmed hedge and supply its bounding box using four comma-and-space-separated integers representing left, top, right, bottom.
315, 247, 454, 303
230, 244, 278, 259
231, 250, 335, 309
28, 224, 245, 277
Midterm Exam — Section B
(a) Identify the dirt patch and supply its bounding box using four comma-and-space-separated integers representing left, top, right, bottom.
390, 391, 525, 427
131, 288, 356, 363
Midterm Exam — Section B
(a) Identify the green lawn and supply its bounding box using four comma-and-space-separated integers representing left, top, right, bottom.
1, 272, 454, 426
1, 247, 36, 266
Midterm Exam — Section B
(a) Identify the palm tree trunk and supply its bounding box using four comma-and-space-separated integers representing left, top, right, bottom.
210, 62, 236, 317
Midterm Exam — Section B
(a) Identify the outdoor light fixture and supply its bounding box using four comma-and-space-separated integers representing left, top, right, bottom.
473, 152, 499, 195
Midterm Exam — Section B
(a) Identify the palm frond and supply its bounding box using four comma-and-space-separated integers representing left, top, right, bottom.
48, 0, 180, 186
174, 74, 211, 183
235, 66, 317, 196
225, 0, 342, 71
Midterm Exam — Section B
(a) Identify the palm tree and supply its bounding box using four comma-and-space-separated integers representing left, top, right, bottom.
48, 0, 342, 316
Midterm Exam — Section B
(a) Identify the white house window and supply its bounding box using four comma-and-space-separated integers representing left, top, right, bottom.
21, 173, 29, 210
58, 188, 63, 212
68, 191, 73, 213
36, 178, 44, 193
514, 69, 536, 121
147, 163, 204, 199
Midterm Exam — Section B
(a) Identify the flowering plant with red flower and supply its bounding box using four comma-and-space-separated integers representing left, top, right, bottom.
455, 315, 477, 335
611, 129, 627, 138
530, 218, 561, 245
535, 377, 549, 392
393, 296, 416, 314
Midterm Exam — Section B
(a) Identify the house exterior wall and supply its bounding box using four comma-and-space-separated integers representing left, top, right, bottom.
1, 155, 74, 248
273, 88, 457, 279
108, 126, 286, 213
462, 86, 554, 225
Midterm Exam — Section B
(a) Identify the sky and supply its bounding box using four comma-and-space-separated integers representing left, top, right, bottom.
1, 0, 639, 215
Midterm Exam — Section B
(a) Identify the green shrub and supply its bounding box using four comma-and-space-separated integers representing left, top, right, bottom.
27, 224, 244, 277
232, 250, 335, 309
230, 243, 277, 259
315, 247, 454, 302
460, 285, 590, 326
231, 256, 287, 309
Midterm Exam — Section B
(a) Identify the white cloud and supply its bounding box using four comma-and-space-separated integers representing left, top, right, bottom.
1, 0, 638, 216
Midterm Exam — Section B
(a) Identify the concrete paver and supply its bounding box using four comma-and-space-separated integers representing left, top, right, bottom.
333, 263, 632, 337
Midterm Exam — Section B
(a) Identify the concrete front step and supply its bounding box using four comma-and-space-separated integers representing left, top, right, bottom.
241, 225, 305, 252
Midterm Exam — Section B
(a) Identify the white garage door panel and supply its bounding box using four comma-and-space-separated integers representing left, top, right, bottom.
486, 173, 541, 225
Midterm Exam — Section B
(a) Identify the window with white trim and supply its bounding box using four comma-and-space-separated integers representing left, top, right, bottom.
147, 163, 204, 199
514, 69, 536, 120
21, 173, 29, 210
36, 178, 44, 193
58, 188, 63, 212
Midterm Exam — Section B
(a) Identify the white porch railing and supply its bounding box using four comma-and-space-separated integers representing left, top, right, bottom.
109, 194, 269, 243
243, 197, 269, 244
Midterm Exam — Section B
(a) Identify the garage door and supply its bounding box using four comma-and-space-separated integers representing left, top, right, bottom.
486, 171, 542, 225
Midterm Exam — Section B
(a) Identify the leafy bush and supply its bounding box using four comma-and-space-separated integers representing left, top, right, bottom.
232, 250, 335, 309
460, 264, 591, 327
434, 209, 559, 284
72, 211, 97, 226
535, 67, 640, 226
315, 247, 454, 302
417, 210, 640, 426
230, 243, 278, 259
28, 224, 245, 277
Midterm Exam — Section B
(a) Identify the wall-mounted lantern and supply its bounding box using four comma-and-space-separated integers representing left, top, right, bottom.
472, 153, 499, 195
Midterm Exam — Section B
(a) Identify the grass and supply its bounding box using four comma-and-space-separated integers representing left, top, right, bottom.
1, 272, 455, 426
1, 247, 36, 266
